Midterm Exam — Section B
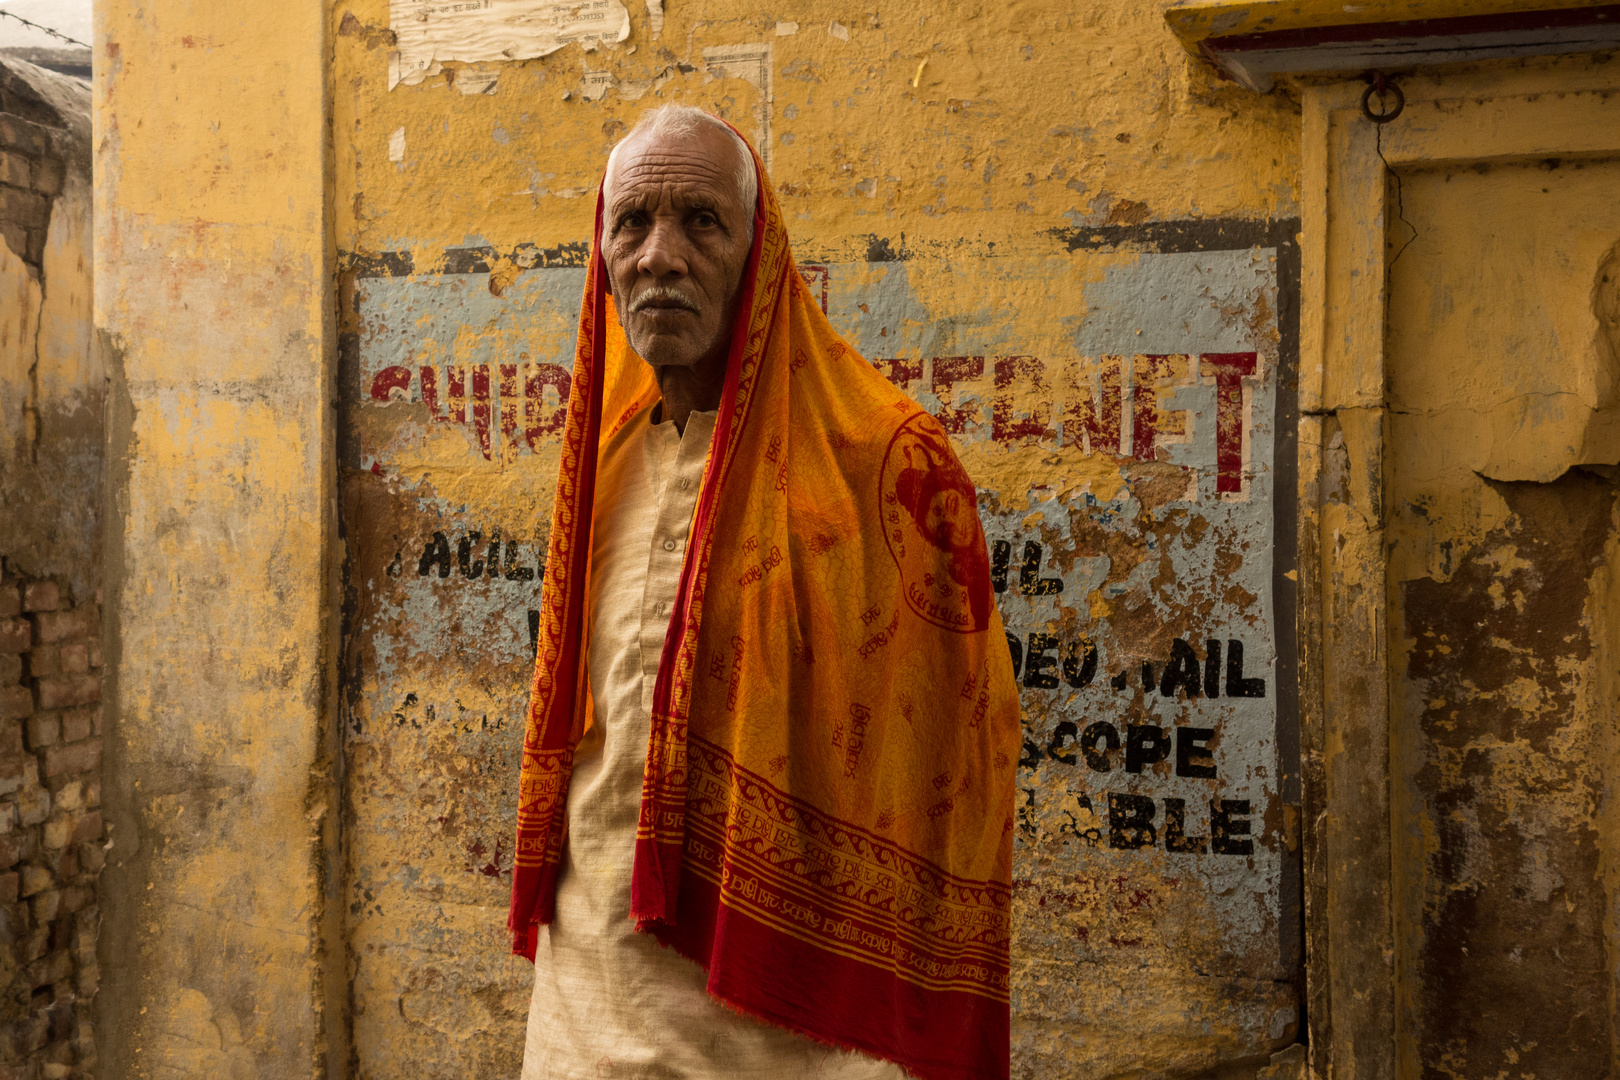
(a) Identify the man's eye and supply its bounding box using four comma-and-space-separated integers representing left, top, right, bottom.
693, 211, 717, 227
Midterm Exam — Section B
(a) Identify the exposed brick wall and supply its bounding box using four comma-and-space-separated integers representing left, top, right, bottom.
0, 75, 68, 274
0, 578, 103, 1079
0, 55, 99, 1080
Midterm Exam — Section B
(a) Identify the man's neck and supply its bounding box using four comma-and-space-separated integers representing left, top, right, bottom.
654, 352, 727, 436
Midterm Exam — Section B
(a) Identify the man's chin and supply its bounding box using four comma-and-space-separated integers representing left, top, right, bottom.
630, 335, 712, 370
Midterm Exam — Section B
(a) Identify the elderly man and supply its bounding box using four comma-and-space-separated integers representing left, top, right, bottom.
509, 104, 1017, 1080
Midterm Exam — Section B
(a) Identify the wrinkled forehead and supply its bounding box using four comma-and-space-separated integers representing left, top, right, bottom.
605, 127, 748, 212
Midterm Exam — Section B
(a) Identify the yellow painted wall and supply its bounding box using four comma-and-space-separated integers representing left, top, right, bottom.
84, 0, 1620, 1074
94, 2, 344, 1076
332, 2, 1303, 1078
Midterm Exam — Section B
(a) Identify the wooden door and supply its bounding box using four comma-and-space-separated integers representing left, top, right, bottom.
1303, 56, 1620, 1079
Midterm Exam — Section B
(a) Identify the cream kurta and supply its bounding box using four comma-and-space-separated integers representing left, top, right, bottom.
521, 406, 905, 1080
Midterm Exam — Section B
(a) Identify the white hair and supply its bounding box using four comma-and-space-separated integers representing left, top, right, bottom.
600, 103, 757, 250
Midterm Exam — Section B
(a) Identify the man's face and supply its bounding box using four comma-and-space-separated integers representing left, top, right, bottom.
602, 125, 754, 372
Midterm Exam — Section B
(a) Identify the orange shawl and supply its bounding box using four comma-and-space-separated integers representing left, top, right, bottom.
510, 125, 1017, 1080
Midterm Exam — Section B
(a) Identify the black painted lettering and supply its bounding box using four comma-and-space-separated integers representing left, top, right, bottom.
1108, 793, 1156, 849
1005, 632, 1023, 680
1159, 638, 1201, 698
1018, 734, 1043, 771
991, 540, 1011, 594
1175, 726, 1217, 778
1140, 661, 1154, 689
528, 609, 540, 659
1080, 721, 1119, 772
1110, 669, 1129, 691
458, 531, 485, 578
505, 537, 536, 581
1163, 798, 1207, 853
1017, 787, 1038, 838
1058, 793, 1102, 847
1018, 541, 1062, 595
1204, 638, 1221, 698
1225, 639, 1266, 698
1124, 724, 1171, 774
418, 531, 452, 578
485, 528, 503, 578
1212, 799, 1254, 855
1024, 633, 1059, 689
1062, 636, 1097, 688
1048, 720, 1079, 764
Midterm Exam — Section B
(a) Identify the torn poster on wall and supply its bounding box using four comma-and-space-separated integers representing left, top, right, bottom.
344, 231, 1297, 1067
389, 0, 631, 88
701, 43, 772, 171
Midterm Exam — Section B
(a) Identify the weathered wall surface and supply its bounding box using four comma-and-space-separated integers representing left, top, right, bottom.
71, 2, 1620, 1076
94, 3, 345, 1078
0, 579, 107, 1080
0, 56, 105, 1080
0, 58, 95, 593
1383, 153, 1620, 1075
333, 1, 1303, 1077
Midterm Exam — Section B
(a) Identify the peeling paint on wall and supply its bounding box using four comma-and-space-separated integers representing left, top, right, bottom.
333, 0, 1305, 1074
390, 0, 632, 88
341, 225, 1300, 1077
1383, 152, 1620, 1076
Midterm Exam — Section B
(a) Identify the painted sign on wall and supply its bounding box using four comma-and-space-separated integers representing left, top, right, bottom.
340, 221, 1298, 1077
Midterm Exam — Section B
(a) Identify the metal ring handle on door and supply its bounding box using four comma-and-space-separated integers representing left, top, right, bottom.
1361, 79, 1404, 124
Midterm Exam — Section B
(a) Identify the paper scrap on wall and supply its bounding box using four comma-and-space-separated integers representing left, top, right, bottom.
701, 43, 772, 173
581, 66, 614, 101
390, 0, 631, 88
453, 64, 501, 94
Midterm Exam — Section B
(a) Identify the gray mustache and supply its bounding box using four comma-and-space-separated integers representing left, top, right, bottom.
630, 286, 700, 315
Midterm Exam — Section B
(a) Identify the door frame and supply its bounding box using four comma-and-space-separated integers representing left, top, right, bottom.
1298, 58, 1620, 1079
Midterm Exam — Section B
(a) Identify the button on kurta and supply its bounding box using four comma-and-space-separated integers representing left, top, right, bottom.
663, 538, 676, 551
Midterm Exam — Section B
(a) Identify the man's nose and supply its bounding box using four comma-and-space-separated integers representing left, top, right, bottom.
637, 219, 689, 278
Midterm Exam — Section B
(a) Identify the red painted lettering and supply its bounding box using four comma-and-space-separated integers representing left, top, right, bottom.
524, 363, 571, 447
419, 365, 446, 421
873, 357, 923, 390
1062, 356, 1124, 456
370, 365, 412, 402
1201, 352, 1257, 494
991, 355, 1053, 443
798, 264, 829, 313
472, 363, 492, 460
447, 365, 468, 424
499, 363, 520, 460
930, 356, 984, 434
1131, 354, 1191, 460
